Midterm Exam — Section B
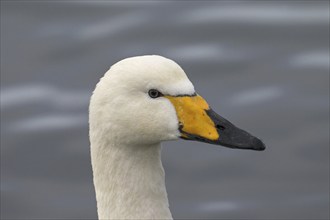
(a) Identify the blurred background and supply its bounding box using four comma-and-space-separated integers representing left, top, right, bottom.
1, 1, 329, 219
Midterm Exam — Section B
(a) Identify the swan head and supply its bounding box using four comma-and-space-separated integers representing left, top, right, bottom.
90, 55, 265, 150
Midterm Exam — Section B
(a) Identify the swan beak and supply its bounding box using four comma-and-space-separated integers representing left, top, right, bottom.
166, 95, 265, 151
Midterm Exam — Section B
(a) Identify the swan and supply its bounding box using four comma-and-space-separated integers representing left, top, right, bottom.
89, 55, 265, 219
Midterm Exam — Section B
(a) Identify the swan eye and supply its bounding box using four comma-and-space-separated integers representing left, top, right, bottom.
148, 89, 162, 98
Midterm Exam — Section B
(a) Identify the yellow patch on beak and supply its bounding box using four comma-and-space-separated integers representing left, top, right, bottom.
166, 95, 219, 140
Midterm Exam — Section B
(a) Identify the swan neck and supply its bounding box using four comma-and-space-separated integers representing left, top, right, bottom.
90, 142, 172, 219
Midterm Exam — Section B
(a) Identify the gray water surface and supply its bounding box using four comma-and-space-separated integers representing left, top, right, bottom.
1, 1, 329, 219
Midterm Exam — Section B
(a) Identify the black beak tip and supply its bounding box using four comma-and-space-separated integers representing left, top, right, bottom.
252, 138, 266, 151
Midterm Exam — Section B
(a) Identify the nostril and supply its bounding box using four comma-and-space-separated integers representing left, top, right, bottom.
216, 124, 226, 130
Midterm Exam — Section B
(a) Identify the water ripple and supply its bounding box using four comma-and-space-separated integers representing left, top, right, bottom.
230, 86, 283, 106
290, 51, 330, 69
0, 85, 89, 110
181, 5, 329, 25
9, 114, 86, 133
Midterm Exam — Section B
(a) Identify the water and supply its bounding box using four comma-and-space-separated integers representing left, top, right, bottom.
1, 1, 329, 219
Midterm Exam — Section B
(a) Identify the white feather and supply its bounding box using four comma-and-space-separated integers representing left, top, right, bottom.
89, 55, 195, 219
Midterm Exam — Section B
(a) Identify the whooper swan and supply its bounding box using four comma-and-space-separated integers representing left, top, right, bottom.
89, 55, 265, 220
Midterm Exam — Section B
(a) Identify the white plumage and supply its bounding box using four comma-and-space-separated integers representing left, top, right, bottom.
89, 55, 192, 219
89, 55, 265, 219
